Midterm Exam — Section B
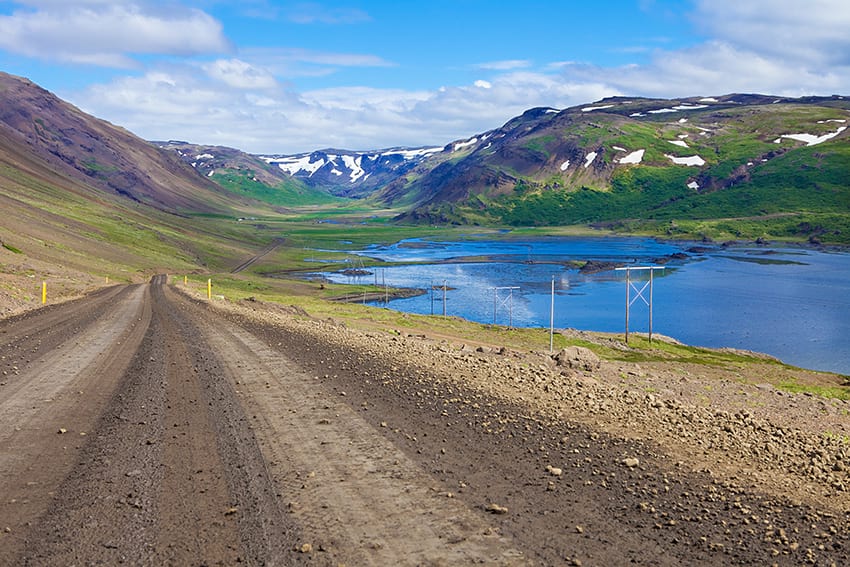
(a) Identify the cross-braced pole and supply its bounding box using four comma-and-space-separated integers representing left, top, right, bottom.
616, 266, 664, 344
493, 286, 520, 328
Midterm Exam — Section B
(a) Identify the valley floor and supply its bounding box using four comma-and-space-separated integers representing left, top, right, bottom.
0, 278, 847, 565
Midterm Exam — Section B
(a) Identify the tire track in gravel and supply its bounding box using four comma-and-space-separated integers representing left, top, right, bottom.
0, 284, 150, 563
3, 277, 301, 566
179, 287, 529, 566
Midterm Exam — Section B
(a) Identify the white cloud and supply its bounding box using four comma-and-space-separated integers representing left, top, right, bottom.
204, 59, 277, 89
72, 63, 616, 154
250, 48, 392, 68
693, 0, 850, 66
53, 0, 850, 155
476, 59, 532, 71
0, 2, 229, 67
553, 28, 850, 100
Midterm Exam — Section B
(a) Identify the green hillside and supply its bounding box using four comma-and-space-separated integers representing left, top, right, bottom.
396, 97, 850, 244
211, 169, 341, 207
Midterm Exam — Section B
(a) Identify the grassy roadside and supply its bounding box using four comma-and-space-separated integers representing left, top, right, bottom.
174, 268, 850, 401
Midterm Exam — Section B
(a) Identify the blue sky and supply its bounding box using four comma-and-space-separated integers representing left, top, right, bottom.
1, 0, 848, 153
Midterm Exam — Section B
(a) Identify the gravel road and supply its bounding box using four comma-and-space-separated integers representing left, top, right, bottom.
0, 276, 847, 565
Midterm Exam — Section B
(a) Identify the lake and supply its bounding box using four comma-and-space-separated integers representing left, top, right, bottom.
313, 236, 850, 375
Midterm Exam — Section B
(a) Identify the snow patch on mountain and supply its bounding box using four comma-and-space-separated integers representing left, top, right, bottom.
781, 125, 846, 146
560, 159, 570, 171
341, 155, 365, 182
665, 154, 705, 166
453, 137, 478, 151
669, 140, 689, 148
640, 104, 710, 116
584, 152, 597, 168
272, 155, 326, 177
617, 149, 645, 164
381, 147, 443, 159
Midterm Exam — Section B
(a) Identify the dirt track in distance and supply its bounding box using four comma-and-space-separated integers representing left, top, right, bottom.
0, 277, 848, 565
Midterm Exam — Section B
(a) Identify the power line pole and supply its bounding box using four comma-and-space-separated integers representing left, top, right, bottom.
442, 280, 447, 317
493, 286, 520, 328
615, 266, 665, 343
549, 275, 555, 353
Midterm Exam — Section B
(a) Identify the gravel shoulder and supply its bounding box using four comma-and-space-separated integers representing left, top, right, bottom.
209, 294, 850, 565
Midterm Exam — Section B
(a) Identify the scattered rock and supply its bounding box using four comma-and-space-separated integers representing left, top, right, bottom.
622, 457, 640, 468
485, 503, 508, 514
554, 347, 601, 372
546, 465, 563, 476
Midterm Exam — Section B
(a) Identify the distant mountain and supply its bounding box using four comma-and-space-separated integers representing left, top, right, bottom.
380, 94, 850, 241
258, 147, 444, 198
0, 71, 276, 277
156, 141, 337, 206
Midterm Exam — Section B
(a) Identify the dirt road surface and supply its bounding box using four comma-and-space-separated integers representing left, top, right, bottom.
1, 276, 847, 565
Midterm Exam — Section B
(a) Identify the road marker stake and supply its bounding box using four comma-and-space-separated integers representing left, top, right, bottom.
208, 278, 212, 300
42, 281, 46, 304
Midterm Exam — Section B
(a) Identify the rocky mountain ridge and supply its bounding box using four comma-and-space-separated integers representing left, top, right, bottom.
164, 92, 849, 234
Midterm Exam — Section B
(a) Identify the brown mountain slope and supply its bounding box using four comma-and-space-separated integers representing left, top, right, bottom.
0, 71, 242, 213
0, 73, 275, 313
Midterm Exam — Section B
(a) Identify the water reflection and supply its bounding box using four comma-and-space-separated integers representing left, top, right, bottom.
311, 237, 850, 374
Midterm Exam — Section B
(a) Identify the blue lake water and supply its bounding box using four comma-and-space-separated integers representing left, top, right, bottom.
314, 237, 850, 375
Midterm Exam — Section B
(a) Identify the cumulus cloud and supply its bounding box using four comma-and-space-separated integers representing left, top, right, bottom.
204, 59, 277, 89
56, 0, 850, 154
72, 60, 616, 153
693, 0, 850, 66
0, 1, 229, 67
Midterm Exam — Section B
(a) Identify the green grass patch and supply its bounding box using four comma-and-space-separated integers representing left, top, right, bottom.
2, 242, 23, 254
776, 380, 850, 400
211, 170, 341, 207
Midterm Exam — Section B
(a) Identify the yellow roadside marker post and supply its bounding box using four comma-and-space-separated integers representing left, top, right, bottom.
184, 275, 187, 285
208, 278, 212, 300
42, 281, 46, 304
